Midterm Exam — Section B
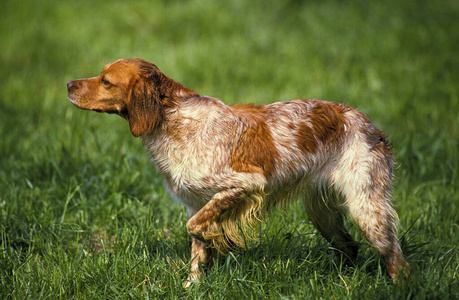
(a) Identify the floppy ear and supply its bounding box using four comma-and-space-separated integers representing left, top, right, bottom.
128, 77, 165, 137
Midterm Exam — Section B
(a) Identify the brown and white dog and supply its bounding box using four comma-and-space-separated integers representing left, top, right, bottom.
67, 58, 409, 286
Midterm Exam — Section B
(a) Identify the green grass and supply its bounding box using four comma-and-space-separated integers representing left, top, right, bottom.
1, 0, 458, 298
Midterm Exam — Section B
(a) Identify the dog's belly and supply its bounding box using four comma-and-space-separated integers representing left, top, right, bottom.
164, 176, 219, 211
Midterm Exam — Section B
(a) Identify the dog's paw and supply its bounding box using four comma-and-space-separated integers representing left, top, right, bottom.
184, 275, 200, 290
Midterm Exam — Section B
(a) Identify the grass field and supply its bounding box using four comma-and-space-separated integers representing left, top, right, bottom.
1, 0, 458, 298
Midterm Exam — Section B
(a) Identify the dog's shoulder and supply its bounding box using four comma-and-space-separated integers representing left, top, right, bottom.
175, 96, 229, 120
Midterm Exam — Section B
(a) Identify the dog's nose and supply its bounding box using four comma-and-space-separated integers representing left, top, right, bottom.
67, 81, 75, 90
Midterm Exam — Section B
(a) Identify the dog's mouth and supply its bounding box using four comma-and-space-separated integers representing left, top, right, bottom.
67, 95, 92, 110
93, 108, 120, 115
68, 97, 125, 116
68, 96, 81, 107
68, 96, 87, 110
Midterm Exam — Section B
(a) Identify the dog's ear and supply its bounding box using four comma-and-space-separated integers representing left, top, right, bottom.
128, 75, 165, 137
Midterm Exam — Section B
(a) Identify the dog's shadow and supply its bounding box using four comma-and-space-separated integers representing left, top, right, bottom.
200, 228, 383, 281
146, 216, 418, 284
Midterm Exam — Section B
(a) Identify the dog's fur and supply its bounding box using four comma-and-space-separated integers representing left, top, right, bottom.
67, 58, 409, 286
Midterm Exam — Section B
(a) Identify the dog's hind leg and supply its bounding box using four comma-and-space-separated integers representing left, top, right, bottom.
303, 185, 359, 263
331, 128, 409, 280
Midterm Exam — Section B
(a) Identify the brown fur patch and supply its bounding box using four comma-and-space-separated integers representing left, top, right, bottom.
308, 102, 347, 146
230, 104, 278, 178
128, 77, 165, 137
295, 122, 319, 154
294, 101, 348, 154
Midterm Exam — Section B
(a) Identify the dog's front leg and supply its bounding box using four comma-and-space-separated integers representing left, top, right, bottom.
184, 188, 246, 286
186, 188, 244, 244
184, 238, 208, 289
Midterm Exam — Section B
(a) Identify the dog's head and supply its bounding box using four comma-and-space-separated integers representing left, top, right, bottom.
67, 58, 194, 137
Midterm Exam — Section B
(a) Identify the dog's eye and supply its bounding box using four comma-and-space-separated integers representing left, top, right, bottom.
101, 77, 112, 88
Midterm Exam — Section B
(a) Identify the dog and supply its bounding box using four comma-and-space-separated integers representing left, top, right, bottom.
67, 58, 409, 287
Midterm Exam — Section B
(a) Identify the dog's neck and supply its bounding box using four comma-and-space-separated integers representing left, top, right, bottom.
156, 72, 199, 108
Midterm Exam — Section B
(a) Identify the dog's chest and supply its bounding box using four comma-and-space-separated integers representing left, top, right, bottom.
144, 128, 230, 202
